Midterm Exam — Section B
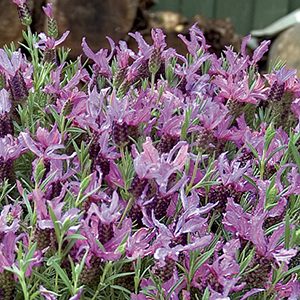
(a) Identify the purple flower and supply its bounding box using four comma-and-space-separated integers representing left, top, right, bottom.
36, 31, 70, 51
0, 49, 30, 78
32, 188, 79, 231
268, 67, 297, 86
0, 135, 24, 161
191, 239, 244, 298
214, 74, 266, 104
288, 280, 300, 300
276, 164, 300, 196
178, 24, 207, 56
217, 153, 250, 187
252, 40, 271, 64
39, 286, 58, 300
20, 125, 75, 173
0, 204, 22, 234
134, 137, 188, 189
42, 3, 54, 19
126, 228, 155, 260
69, 287, 83, 300
0, 135, 23, 181
266, 67, 298, 101
82, 37, 114, 78
130, 294, 149, 300
0, 89, 11, 114
79, 192, 131, 261
81, 87, 109, 131
0, 89, 13, 137
12, 0, 27, 5
144, 208, 212, 277
0, 49, 32, 101
0, 232, 17, 272
242, 123, 288, 166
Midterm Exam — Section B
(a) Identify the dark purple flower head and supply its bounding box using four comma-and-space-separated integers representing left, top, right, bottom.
77, 191, 131, 260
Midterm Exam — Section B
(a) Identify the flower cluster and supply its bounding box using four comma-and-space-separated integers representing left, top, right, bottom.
0, 2, 299, 299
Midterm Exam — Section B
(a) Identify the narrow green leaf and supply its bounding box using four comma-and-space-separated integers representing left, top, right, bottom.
191, 247, 215, 276
65, 234, 86, 241
50, 260, 73, 292
289, 141, 300, 171
246, 142, 259, 159
284, 214, 291, 249
201, 287, 210, 300
181, 107, 192, 140
110, 285, 132, 295
48, 205, 61, 243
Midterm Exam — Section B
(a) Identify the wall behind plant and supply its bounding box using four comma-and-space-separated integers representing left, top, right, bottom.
153, 0, 300, 34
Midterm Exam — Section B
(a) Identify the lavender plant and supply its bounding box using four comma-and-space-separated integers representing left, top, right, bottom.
0, 1, 299, 299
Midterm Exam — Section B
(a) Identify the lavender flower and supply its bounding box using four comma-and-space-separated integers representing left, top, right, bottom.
0, 89, 13, 137
20, 125, 74, 179
42, 3, 58, 38
1, 20, 300, 299
0, 232, 17, 299
12, 0, 32, 26
0, 50, 30, 102
36, 31, 70, 63
0, 135, 22, 182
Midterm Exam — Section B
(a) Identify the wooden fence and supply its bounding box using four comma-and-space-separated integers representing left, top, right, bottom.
153, 0, 300, 34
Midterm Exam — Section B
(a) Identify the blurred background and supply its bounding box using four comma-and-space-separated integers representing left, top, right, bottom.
2, 0, 300, 72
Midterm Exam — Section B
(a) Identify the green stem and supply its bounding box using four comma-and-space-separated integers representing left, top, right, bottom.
260, 151, 266, 180
20, 276, 29, 300
186, 153, 201, 194
151, 72, 156, 93
118, 197, 134, 228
